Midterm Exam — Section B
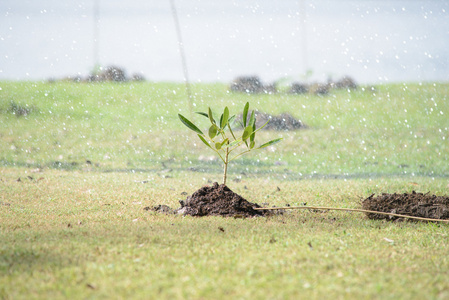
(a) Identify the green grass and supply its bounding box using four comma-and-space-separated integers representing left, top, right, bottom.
1, 81, 449, 299
1, 81, 448, 176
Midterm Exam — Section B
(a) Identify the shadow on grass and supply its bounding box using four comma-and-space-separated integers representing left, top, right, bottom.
102, 167, 449, 180
0, 246, 77, 275
2, 159, 448, 179
1, 159, 82, 171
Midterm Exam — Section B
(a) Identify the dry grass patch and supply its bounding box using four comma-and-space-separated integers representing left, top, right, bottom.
1, 168, 449, 299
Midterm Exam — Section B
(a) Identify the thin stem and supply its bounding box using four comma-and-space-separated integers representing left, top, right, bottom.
93, 0, 100, 69
227, 122, 237, 141
225, 142, 243, 155
254, 206, 449, 223
223, 147, 229, 185
204, 134, 225, 163
209, 146, 225, 164
215, 151, 225, 164
170, 0, 193, 120
229, 149, 252, 162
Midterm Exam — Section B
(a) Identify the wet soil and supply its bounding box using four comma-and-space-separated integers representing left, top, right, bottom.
148, 186, 449, 222
148, 182, 267, 217
362, 191, 449, 221
239, 111, 307, 131
177, 182, 267, 217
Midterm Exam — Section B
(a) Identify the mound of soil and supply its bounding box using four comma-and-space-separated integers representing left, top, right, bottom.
238, 111, 307, 131
362, 191, 449, 221
229, 76, 276, 94
176, 182, 266, 217
56, 65, 145, 83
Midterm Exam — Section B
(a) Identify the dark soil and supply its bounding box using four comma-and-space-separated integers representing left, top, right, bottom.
239, 111, 307, 131
149, 186, 449, 222
146, 182, 268, 217
229, 76, 276, 94
54, 65, 145, 83
362, 191, 449, 221
177, 182, 267, 217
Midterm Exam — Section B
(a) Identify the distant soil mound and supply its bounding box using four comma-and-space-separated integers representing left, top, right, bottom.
362, 191, 449, 221
238, 111, 307, 131
54, 65, 145, 83
229, 75, 358, 95
289, 76, 358, 95
229, 76, 276, 94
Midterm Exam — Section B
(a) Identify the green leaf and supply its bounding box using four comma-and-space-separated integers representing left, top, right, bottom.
208, 107, 216, 124
249, 111, 256, 144
220, 107, 229, 129
178, 114, 204, 135
227, 139, 242, 148
208, 124, 218, 139
250, 131, 256, 144
257, 138, 283, 149
215, 142, 222, 150
195, 112, 208, 118
250, 119, 271, 138
256, 119, 270, 131
198, 134, 213, 149
242, 102, 249, 127
248, 110, 255, 128
242, 126, 253, 141
227, 117, 237, 141
250, 140, 255, 149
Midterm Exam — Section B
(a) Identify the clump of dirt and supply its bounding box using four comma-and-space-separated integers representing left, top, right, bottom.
238, 111, 307, 131
362, 191, 449, 221
176, 182, 267, 217
229, 76, 276, 94
146, 205, 174, 214
51, 65, 145, 83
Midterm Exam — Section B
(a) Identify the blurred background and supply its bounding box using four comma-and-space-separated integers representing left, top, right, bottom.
1, 0, 448, 84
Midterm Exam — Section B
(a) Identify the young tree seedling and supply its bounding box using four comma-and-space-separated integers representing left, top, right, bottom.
178, 102, 282, 185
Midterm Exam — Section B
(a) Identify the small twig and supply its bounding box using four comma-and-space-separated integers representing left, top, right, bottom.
254, 206, 449, 223
170, 0, 193, 119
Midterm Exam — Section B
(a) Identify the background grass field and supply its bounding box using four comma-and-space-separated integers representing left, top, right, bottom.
1, 81, 449, 299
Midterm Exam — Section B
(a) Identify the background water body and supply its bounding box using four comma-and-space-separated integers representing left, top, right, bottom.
1, 0, 448, 84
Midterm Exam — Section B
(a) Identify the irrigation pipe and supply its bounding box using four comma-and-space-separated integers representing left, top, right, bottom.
254, 206, 449, 223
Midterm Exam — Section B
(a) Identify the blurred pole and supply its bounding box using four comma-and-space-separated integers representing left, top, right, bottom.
299, 0, 307, 77
93, 0, 100, 71
170, 0, 193, 120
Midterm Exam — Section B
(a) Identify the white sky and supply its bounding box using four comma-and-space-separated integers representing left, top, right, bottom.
1, 0, 448, 83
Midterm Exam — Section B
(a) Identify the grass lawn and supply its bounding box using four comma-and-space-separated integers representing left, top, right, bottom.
1, 81, 449, 299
